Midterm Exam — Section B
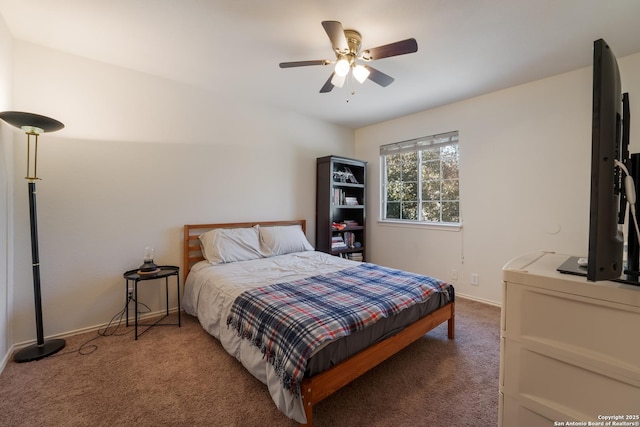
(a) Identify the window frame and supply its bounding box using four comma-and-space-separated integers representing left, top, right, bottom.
379, 131, 461, 230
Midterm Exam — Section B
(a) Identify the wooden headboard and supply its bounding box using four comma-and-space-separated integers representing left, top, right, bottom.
182, 219, 307, 283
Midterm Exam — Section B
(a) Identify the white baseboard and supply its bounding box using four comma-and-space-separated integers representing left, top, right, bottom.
455, 292, 502, 308
0, 345, 14, 374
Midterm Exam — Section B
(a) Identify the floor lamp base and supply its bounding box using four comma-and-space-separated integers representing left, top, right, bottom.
13, 338, 66, 363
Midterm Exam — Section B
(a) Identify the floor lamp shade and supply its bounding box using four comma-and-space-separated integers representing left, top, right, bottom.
0, 111, 66, 363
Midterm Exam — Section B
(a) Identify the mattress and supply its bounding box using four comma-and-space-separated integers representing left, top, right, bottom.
182, 251, 453, 423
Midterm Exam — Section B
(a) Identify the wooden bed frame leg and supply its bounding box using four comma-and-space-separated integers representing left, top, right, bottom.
447, 302, 455, 339
302, 404, 313, 427
301, 384, 313, 427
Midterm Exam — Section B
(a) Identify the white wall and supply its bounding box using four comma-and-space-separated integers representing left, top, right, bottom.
355, 51, 640, 305
0, 15, 14, 367
9, 41, 354, 344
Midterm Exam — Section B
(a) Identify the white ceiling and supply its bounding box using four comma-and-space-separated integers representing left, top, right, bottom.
2, 0, 640, 129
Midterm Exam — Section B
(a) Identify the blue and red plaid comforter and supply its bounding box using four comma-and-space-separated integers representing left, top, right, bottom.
226, 263, 451, 395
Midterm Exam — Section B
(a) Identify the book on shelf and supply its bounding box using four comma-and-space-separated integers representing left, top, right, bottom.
344, 196, 359, 206
346, 252, 363, 262
331, 235, 347, 250
332, 189, 360, 206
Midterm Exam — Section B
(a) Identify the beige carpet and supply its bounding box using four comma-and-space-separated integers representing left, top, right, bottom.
0, 297, 500, 427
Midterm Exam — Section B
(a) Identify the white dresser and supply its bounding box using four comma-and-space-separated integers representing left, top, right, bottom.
500, 252, 640, 426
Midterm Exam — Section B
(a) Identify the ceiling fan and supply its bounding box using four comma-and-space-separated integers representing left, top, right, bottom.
279, 21, 418, 93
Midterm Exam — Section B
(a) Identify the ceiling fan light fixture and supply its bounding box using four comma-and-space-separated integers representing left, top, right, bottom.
279, 21, 418, 93
334, 58, 350, 77
331, 72, 346, 88
352, 64, 370, 84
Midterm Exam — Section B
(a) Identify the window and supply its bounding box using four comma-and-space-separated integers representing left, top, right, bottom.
380, 131, 460, 224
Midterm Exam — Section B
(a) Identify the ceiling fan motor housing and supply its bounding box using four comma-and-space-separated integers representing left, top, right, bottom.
342, 29, 362, 59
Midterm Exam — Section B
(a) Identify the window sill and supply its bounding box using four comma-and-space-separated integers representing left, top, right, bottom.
377, 219, 462, 232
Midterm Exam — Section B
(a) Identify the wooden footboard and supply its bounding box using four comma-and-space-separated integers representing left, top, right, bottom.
299, 301, 455, 427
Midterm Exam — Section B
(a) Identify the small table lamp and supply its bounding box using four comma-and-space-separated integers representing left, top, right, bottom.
138, 246, 159, 275
0, 111, 66, 362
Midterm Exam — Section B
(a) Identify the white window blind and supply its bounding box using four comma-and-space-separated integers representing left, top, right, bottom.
379, 131, 459, 156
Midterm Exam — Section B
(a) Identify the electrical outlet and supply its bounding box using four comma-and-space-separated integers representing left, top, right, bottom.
471, 273, 479, 286
451, 269, 458, 281
128, 287, 134, 295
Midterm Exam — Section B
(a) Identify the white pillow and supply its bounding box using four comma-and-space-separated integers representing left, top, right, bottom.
199, 226, 266, 264
258, 224, 314, 256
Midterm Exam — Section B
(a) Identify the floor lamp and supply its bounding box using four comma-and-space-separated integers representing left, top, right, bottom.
0, 111, 66, 363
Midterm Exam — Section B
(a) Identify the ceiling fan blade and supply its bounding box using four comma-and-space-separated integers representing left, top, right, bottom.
364, 65, 395, 87
360, 38, 418, 61
320, 74, 335, 93
279, 60, 330, 68
321, 21, 349, 54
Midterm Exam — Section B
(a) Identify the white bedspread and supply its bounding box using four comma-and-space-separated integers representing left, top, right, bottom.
182, 251, 356, 423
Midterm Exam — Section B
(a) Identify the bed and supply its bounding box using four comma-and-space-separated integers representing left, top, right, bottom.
182, 219, 455, 426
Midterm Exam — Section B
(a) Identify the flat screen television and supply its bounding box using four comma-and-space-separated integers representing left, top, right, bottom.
587, 38, 626, 281
558, 38, 635, 284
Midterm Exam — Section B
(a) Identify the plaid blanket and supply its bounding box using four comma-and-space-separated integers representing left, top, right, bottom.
226, 263, 451, 396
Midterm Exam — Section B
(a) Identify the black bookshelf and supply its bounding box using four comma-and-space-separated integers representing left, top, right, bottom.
316, 155, 367, 261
